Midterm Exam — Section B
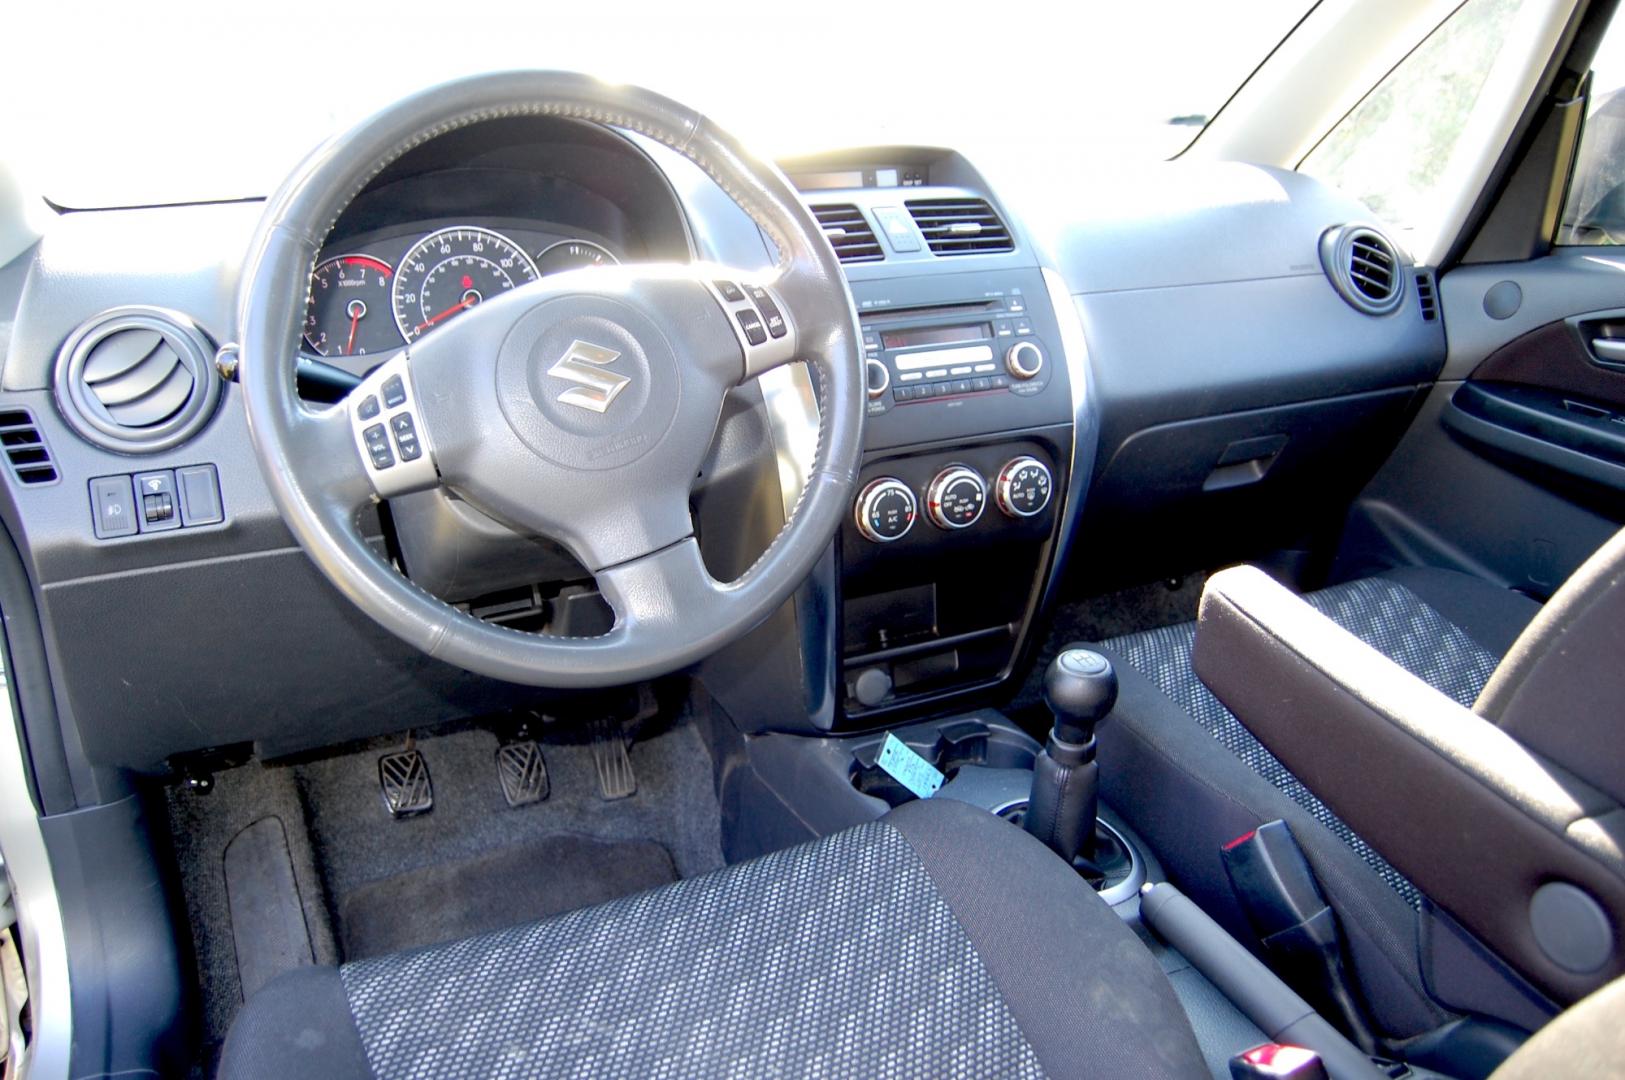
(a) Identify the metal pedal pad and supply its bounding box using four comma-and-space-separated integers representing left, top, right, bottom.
588, 716, 637, 801
496, 740, 549, 808
378, 748, 433, 818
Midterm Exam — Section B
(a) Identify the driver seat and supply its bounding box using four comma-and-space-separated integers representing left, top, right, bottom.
218, 797, 1210, 1079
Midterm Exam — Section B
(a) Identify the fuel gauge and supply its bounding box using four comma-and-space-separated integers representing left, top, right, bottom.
535, 239, 619, 276
304, 255, 400, 357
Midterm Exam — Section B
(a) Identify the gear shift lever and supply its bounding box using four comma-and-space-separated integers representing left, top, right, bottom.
1024, 648, 1118, 864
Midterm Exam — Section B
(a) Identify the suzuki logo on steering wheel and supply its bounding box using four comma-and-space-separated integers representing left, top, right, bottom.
548, 340, 630, 414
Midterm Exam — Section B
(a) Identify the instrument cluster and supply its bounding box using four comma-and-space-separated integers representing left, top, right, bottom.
303, 221, 620, 360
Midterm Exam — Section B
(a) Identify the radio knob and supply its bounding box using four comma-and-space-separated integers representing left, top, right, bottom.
995, 456, 1054, 517
1006, 340, 1044, 380
926, 465, 987, 530
865, 358, 891, 400
854, 477, 916, 543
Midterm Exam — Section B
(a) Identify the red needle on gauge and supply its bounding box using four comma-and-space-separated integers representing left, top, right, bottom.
414, 296, 475, 333
344, 308, 362, 355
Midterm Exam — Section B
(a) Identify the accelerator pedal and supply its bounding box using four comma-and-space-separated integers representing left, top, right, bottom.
496, 740, 550, 808
378, 743, 433, 818
588, 716, 637, 801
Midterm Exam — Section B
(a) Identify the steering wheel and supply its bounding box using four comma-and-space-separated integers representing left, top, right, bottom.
236, 72, 863, 687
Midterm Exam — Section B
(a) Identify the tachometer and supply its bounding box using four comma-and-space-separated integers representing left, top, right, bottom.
392, 227, 539, 342
536, 239, 619, 276
303, 255, 398, 357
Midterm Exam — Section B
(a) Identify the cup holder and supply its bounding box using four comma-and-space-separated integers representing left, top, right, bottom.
849, 718, 1038, 808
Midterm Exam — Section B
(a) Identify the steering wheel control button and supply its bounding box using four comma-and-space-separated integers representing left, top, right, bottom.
390, 413, 423, 462
1005, 340, 1044, 380
735, 308, 768, 346
363, 424, 395, 469
90, 475, 138, 538
996, 456, 1054, 517
745, 286, 789, 339
926, 465, 987, 529
381, 375, 407, 408
356, 394, 380, 420
176, 465, 224, 526
713, 280, 745, 303
132, 470, 181, 532
855, 477, 917, 543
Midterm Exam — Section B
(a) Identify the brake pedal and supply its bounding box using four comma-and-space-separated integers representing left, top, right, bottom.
588, 716, 637, 801
378, 747, 433, 818
496, 740, 549, 808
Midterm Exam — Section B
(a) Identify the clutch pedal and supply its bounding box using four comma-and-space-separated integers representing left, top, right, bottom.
496, 740, 550, 808
378, 745, 433, 818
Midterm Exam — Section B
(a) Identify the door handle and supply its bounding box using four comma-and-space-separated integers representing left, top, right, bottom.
1591, 337, 1625, 365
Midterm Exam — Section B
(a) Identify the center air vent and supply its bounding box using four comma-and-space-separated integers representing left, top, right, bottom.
1319, 225, 1404, 316
55, 307, 220, 454
812, 204, 884, 263
905, 198, 1014, 255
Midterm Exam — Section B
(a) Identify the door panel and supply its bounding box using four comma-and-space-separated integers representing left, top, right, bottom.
1334, 252, 1625, 597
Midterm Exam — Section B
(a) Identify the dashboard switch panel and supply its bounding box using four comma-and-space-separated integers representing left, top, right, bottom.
90, 465, 224, 539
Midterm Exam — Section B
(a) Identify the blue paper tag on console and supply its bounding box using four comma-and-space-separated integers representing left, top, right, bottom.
876, 733, 944, 800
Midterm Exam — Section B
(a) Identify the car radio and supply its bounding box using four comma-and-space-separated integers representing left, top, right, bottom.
850, 268, 1071, 451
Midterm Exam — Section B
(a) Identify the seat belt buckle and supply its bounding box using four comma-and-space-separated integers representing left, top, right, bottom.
1229, 1043, 1329, 1080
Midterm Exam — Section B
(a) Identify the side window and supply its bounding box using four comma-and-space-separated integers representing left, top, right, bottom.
1558, 22, 1625, 244
1300, 0, 1529, 237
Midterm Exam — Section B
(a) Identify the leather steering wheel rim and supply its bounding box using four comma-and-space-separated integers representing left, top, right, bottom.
237, 71, 863, 687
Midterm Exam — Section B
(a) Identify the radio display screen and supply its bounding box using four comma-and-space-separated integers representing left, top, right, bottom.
880, 322, 991, 350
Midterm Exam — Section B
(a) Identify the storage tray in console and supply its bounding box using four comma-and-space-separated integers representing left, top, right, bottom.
849, 714, 1038, 807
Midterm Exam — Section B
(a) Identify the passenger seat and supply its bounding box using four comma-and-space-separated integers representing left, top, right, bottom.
1088, 567, 1541, 1041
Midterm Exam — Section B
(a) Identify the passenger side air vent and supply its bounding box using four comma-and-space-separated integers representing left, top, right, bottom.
0, 409, 57, 486
1319, 224, 1404, 316
812, 204, 884, 263
1415, 270, 1439, 322
905, 198, 1015, 255
54, 307, 221, 453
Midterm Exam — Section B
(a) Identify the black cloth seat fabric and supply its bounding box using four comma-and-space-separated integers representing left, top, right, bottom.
220, 797, 1208, 1080
1093, 567, 1542, 1040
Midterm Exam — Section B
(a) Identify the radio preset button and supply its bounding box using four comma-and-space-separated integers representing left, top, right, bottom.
855, 478, 917, 543
926, 466, 987, 530
996, 456, 1054, 518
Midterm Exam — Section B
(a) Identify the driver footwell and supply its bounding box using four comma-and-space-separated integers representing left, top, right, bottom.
161, 709, 723, 1073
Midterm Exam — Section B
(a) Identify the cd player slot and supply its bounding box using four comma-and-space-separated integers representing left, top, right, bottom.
859, 298, 1005, 322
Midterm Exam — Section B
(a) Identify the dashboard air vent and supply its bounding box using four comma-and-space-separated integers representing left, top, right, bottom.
55, 307, 221, 453
1415, 270, 1439, 322
905, 198, 1014, 255
1319, 225, 1404, 316
0, 409, 57, 486
812, 204, 884, 263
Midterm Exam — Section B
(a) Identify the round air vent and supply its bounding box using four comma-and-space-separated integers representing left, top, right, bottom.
54, 307, 221, 453
1319, 224, 1405, 316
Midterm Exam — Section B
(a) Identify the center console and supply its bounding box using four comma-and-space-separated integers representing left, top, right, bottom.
790, 156, 1086, 727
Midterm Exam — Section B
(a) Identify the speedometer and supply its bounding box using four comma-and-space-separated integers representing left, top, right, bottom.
391, 227, 539, 342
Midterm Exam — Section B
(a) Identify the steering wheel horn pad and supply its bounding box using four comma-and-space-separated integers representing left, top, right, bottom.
238, 72, 863, 688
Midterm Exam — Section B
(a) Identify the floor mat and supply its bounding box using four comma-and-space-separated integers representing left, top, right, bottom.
338, 834, 677, 959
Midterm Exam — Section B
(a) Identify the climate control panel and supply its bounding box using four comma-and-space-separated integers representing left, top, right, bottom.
851, 456, 1053, 544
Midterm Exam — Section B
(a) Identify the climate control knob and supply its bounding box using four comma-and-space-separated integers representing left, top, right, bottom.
926, 466, 987, 530
996, 456, 1054, 517
1006, 340, 1044, 380
854, 477, 917, 543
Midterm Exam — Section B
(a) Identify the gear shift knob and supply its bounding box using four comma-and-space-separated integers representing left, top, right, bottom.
1044, 649, 1118, 745
1025, 648, 1117, 867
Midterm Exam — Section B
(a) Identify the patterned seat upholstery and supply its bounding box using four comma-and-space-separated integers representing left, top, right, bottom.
1092, 567, 1542, 1038
220, 797, 1208, 1080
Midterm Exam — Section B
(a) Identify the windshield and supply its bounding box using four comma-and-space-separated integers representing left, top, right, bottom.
7, 1, 1317, 209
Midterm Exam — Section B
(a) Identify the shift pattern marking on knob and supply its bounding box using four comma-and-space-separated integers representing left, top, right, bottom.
854, 477, 917, 543
926, 465, 987, 529
996, 456, 1053, 517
